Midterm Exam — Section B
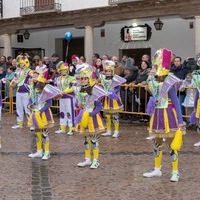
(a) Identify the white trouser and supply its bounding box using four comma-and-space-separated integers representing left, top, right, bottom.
16, 92, 30, 123
59, 97, 75, 128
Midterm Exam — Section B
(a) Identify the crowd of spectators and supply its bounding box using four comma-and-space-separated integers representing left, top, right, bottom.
0, 52, 199, 123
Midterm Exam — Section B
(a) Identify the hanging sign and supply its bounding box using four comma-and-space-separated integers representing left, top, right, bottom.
121, 24, 152, 42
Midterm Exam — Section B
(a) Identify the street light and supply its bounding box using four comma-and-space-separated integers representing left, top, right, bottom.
23, 29, 30, 40
154, 18, 164, 31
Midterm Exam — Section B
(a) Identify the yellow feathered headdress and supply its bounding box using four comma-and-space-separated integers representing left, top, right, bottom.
16, 54, 30, 68
76, 63, 95, 86
56, 61, 69, 74
77, 63, 93, 78
103, 60, 115, 75
152, 48, 172, 76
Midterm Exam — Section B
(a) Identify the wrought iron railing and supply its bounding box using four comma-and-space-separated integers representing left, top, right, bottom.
108, 0, 143, 5
20, 0, 61, 15
0, 0, 3, 18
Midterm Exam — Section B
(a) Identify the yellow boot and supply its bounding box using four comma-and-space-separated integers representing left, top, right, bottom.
77, 139, 91, 167
143, 145, 162, 178
102, 115, 112, 136
67, 127, 75, 135
42, 137, 50, 160
28, 132, 43, 158
112, 122, 119, 138
170, 150, 179, 182
90, 148, 100, 169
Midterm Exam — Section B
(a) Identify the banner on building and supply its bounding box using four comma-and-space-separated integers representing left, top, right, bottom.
121, 24, 152, 42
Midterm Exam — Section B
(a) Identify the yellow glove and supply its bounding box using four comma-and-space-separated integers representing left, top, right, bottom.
63, 88, 73, 94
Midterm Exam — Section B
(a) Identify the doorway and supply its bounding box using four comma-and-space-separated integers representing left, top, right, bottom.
119, 48, 151, 67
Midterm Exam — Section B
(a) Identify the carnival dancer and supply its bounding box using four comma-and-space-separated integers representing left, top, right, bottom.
73, 63, 107, 169
11, 54, 32, 129
28, 74, 59, 160
54, 61, 76, 135
190, 68, 200, 147
143, 48, 185, 182
101, 60, 126, 138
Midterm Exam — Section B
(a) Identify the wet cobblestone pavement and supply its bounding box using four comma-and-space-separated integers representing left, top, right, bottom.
1, 114, 200, 200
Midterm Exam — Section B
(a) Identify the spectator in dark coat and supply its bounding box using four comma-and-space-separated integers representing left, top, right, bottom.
132, 61, 151, 122
49, 53, 60, 70
0, 56, 7, 71
120, 58, 138, 120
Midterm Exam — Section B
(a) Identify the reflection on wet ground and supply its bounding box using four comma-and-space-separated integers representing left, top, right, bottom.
0, 114, 200, 200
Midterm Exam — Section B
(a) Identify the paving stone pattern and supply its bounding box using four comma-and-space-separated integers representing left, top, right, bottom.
0, 114, 200, 200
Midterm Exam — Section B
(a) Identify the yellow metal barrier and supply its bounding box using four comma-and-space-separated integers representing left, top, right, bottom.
3, 83, 196, 119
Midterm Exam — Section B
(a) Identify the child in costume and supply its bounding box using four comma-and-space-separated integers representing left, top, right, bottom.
54, 61, 76, 135
143, 48, 185, 182
11, 54, 32, 129
190, 70, 200, 147
180, 73, 196, 118
73, 63, 106, 169
28, 74, 56, 160
101, 60, 126, 138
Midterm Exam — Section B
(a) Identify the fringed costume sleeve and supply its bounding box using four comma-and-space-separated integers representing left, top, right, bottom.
169, 86, 183, 124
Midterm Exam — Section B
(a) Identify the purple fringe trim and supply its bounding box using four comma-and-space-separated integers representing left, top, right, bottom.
75, 109, 84, 125
45, 109, 51, 121
147, 96, 156, 116
190, 110, 198, 125
32, 114, 39, 128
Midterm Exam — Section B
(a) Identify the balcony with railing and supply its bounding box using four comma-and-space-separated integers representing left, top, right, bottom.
108, 0, 144, 5
20, 0, 61, 16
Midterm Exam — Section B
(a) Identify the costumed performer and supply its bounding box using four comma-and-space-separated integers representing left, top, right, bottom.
73, 63, 106, 169
100, 60, 126, 138
54, 61, 76, 135
190, 67, 200, 147
143, 48, 185, 182
11, 54, 32, 129
28, 74, 56, 160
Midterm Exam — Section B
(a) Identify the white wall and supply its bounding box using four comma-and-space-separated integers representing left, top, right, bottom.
93, 17, 195, 60
3, 0, 21, 18
0, 17, 196, 61
60, 0, 108, 11
10, 27, 85, 57
2, 0, 109, 19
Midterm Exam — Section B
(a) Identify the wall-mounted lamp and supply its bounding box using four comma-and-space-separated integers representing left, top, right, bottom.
154, 18, 164, 31
23, 29, 30, 40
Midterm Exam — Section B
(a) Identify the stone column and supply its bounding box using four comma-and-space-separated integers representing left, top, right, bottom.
3, 34, 12, 57
84, 26, 94, 65
195, 16, 200, 55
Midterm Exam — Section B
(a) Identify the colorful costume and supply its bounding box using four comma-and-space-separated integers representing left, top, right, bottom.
54, 61, 76, 135
143, 48, 184, 182
101, 60, 126, 138
11, 54, 32, 129
190, 70, 200, 147
181, 75, 196, 117
28, 75, 56, 160
73, 63, 106, 169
